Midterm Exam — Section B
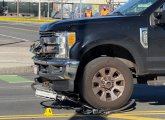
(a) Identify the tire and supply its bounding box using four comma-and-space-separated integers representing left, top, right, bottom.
80, 57, 133, 110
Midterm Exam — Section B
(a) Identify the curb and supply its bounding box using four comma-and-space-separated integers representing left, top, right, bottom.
0, 17, 56, 23
0, 66, 33, 75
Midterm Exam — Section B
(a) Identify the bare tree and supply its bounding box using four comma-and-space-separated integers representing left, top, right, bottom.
106, 0, 115, 12
62, 0, 70, 19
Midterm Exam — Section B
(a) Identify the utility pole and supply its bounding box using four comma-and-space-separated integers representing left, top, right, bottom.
2, 0, 4, 8
106, 0, 114, 12
17, 0, 19, 17
47, 0, 50, 19
38, 0, 41, 20
80, 0, 82, 18
61, 0, 63, 19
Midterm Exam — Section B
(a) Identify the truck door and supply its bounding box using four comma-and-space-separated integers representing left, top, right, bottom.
148, 3, 165, 73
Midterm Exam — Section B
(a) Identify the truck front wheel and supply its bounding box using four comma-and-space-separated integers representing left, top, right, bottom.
80, 57, 133, 110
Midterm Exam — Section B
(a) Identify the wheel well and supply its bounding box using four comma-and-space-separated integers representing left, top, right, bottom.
74, 44, 136, 92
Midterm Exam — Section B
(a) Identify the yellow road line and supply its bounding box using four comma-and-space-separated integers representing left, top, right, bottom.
125, 110, 165, 113
0, 114, 74, 120
0, 17, 54, 23
0, 26, 38, 32
110, 114, 162, 120
0, 113, 75, 118
119, 110, 165, 115
121, 112, 165, 116
0, 114, 76, 119
0, 111, 164, 119
0, 112, 164, 120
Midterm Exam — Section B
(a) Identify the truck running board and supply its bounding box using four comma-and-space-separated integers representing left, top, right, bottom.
147, 80, 165, 86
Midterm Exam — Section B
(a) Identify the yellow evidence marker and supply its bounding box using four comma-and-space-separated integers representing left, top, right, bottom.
44, 108, 53, 116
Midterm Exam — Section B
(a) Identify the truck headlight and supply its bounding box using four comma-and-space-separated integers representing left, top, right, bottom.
38, 32, 76, 58
56, 32, 76, 58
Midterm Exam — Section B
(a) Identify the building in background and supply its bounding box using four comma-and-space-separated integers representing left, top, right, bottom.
0, 0, 128, 18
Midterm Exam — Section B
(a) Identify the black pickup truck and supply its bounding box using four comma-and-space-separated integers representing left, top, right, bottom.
31, 0, 165, 110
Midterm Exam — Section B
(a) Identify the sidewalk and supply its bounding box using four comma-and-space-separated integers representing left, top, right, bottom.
0, 43, 34, 75
0, 17, 58, 75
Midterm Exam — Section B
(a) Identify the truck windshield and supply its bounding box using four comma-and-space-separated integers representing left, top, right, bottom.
111, 0, 157, 16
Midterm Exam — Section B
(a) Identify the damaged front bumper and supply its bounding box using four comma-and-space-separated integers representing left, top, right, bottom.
33, 57, 79, 92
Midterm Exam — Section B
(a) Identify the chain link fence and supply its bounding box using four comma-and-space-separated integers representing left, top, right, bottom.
0, 1, 126, 19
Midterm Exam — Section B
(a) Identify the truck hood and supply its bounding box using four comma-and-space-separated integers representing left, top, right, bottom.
39, 16, 130, 32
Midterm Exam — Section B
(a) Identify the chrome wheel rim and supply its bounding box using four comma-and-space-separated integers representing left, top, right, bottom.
92, 67, 125, 102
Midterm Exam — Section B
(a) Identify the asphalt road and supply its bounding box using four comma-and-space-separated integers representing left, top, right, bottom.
0, 21, 165, 120
0, 21, 39, 73
0, 21, 40, 46
0, 74, 165, 120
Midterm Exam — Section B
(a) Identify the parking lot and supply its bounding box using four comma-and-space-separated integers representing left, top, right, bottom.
0, 21, 165, 120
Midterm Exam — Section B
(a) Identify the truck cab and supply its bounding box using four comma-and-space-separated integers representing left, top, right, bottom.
31, 0, 165, 110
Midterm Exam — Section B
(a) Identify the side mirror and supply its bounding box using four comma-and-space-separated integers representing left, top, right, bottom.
154, 12, 161, 19
153, 11, 165, 26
